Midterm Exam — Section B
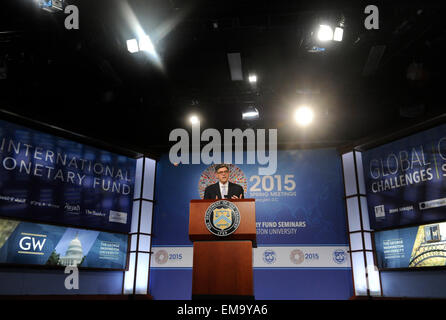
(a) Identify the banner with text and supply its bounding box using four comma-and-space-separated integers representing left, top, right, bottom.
0, 217, 128, 269
0, 119, 136, 233
150, 149, 352, 299
374, 220, 446, 269
362, 123, 446, 230
153, 149, 348, 246
151, 245, 350, 269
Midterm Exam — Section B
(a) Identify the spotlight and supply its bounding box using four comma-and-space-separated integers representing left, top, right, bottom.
317, 25, 333, 41
138, 35, 156, 55
334, 27, 343, 42
190, 115, 199, 124
126, 35, 156, 55
248, 74, 257, 83
37, 0, 64, 12
294, 107, 314, 126
242, 107, 259, 120
126, 39, 139, 53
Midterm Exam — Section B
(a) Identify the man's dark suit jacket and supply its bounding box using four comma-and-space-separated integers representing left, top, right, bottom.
203, 182, 244, 199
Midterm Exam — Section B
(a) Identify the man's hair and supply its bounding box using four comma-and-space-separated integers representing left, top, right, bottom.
215, 164, 229, 172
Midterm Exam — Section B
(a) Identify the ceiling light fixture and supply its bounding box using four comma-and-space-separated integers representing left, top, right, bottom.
138, 35, 156, 55
126, 35, 156, 55
317, 25, 333, 41
248, 74, 257, 83
333, 27, 343, 42
294, 107, 314, 126
242, 107, 259, 120
37, 0, 64, 12
189, 115, 199, 124
126, 39, 139, 53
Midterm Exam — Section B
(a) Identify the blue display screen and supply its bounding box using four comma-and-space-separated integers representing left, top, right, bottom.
0, 119, 136, 233
363, 123, 446, 230
374, 221, 446, 269
0, 217, 128, 270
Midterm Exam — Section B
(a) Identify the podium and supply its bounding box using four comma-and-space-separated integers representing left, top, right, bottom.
189, 199, 256, 299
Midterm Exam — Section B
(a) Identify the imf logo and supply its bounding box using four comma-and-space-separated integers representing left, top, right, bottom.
289, 249, 305, 265
332, 249, 347, 264
154, 250, 169, 265
263, 249, 276, 264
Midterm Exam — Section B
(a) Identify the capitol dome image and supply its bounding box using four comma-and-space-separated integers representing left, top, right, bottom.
58, 234, 84, 267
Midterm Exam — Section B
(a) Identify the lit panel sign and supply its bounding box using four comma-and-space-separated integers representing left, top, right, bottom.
0, 217, 128, 269
362, 124, 446, 230
0, 119, 136, 233
374, 221, 446, 269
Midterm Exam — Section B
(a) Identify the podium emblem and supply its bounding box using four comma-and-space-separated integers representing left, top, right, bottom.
205, 200, 241, 236
213, 208, 232, 230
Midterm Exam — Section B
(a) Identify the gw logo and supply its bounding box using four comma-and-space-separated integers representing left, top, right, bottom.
18, 233, 47, 254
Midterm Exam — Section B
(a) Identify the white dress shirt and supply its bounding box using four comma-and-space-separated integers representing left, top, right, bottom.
219, 182, 229, 198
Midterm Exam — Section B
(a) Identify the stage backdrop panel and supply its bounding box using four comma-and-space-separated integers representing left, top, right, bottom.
0, 217, 128, 270
374, 220, 446, 269
362, 123, 446, 230
0, 119, 136, 233
150, 148, 352, 299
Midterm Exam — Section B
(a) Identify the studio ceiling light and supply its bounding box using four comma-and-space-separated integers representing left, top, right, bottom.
334, 27, 343, 42
294, 107, 314, 126
120, 1, 163, 69
138, 35, 156, 55
126, 35, 156, 55
189, 115, 199, 124
37, 0, 64, 12
317, 25, 333, 41
242, 107, 259, 120
126, 39, 139, 53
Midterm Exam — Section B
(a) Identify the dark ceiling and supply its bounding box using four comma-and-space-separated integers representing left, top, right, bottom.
0, 0, 445, 157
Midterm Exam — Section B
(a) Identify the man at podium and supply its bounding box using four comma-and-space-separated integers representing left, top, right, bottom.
203, 164, 244, 199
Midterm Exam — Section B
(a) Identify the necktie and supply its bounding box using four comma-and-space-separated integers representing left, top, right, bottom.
222, 185, 227, 197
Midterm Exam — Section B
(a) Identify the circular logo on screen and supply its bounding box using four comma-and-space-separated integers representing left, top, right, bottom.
263, 249, 277, 264
198, 164, 248, 199
332, 249, 347, 264
204, 200, 241, 236
290, 249, 305, 265
154, 250, 169, 265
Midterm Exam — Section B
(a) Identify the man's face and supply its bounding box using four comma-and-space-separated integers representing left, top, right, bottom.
216, 167, 229, 184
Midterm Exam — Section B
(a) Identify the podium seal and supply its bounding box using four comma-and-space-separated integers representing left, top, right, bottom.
204, 200, 241, 236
